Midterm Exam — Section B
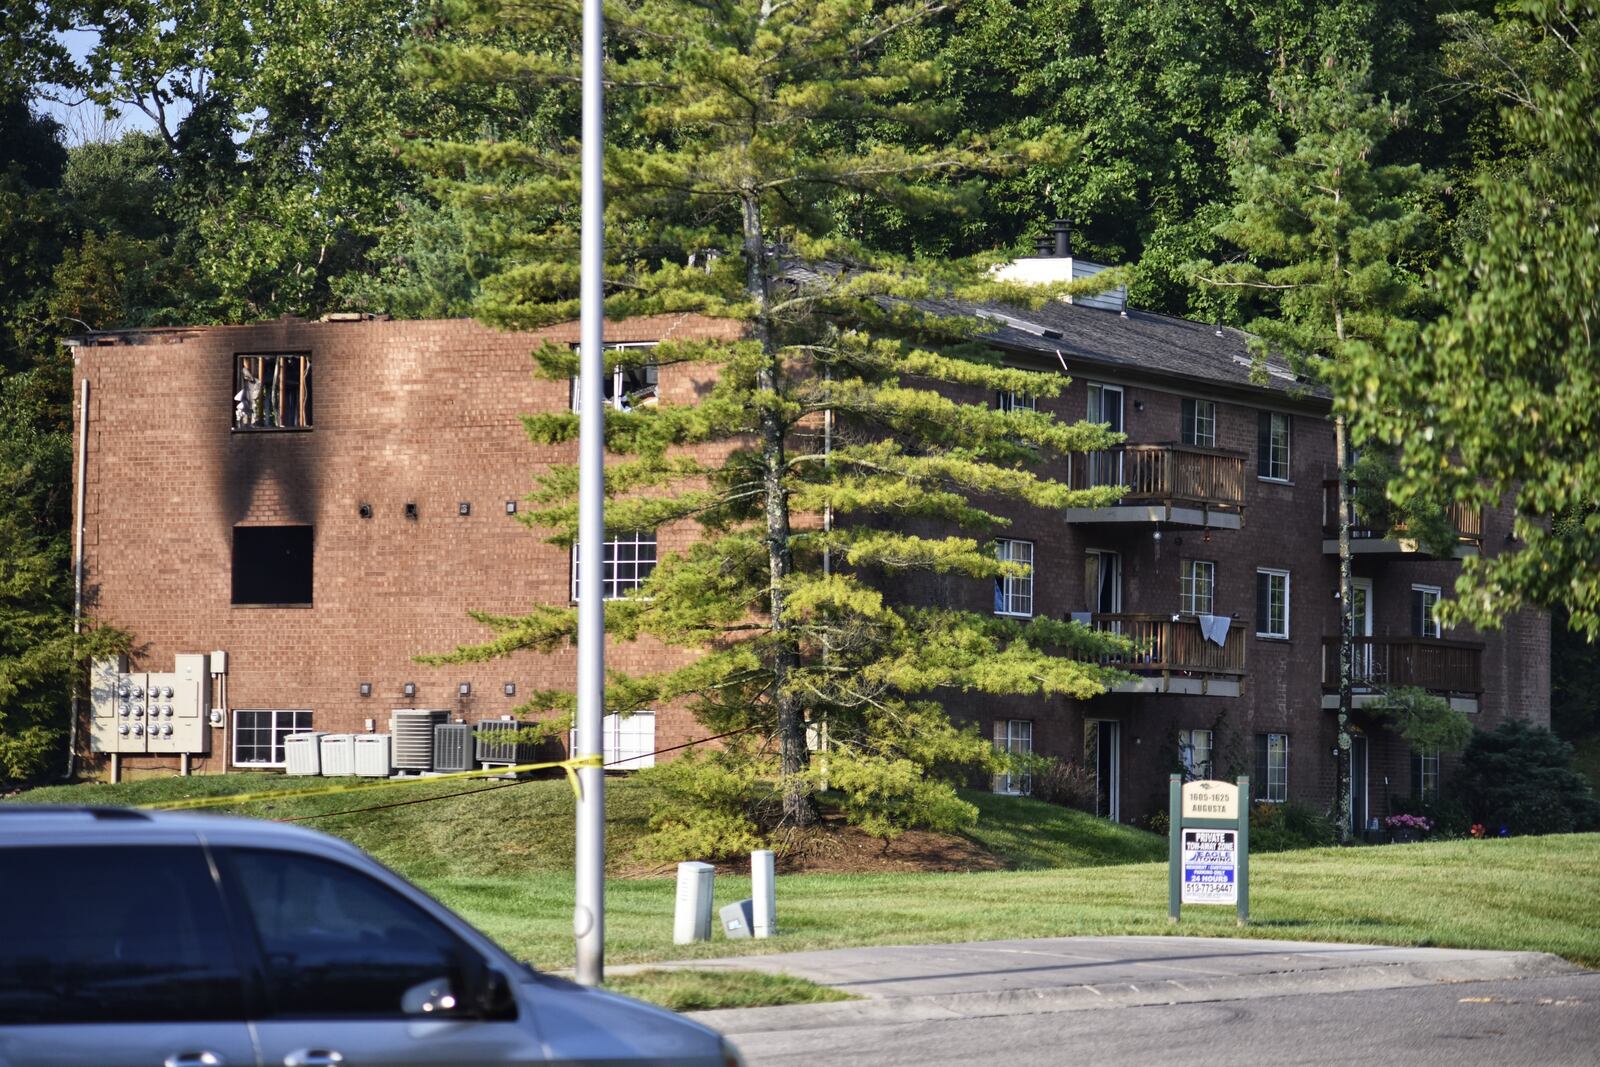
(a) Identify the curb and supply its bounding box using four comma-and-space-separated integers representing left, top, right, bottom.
687, 951, 1587, 1034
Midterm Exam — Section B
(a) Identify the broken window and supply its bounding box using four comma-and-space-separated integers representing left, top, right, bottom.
233, 525, 314, 605
235, 354, 312, 430
570, 345, 659, 412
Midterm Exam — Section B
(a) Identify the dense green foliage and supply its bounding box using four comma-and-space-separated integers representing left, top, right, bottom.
414, 0, 1136, 841
4, 0, 1597, 803
1450, 721, 1600, 835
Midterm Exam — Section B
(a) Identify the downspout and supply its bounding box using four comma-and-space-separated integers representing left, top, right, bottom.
66, 376, 89, 780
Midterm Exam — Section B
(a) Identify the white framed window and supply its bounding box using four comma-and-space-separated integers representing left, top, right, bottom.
232, 710, 313, 767
1411, 585, 1442, 639
1180, 559, 1215, 616
996, 389, 1036, 413
992, 719, 1034, 795
1178, 728, 1214, 780
1414, 748, 1440, 800
572, 530, 658, 601
1255, 568, 1290, 638
1086, 383, 1125, 487
570, 343, 659, 412
572, 711, 656, 771
1255, 733, 1289, 803
993, 539, 1035, 617
1257, 411, 1291, 481
1181, 398, 1216, 448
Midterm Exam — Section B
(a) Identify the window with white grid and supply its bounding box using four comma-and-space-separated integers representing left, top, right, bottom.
232, 710, 313, 767
1180, 559, 1215, 616
571, 530, 657, 601
1415, 748, 1440, 800
993, 539, 1035, 617
572, 712, 656, 771
1181, 398, 1216, 448
1256, 568, 1290, 638
996, 390, 1036, 413
1178, 728, 1213, 780
570, 343, 659, 412
992, 719, 1033, 795
1255, 733, 1289, 803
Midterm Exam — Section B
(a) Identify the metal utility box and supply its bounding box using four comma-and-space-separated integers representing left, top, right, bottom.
433, 723, 474, 773
88, 656, 127, 754
475, 719, 535, 764
353, 733, 392, 777
89, 654, 210, 755
720, 899, 754, 940
673, 862, 715, 944
283, 732, 325, 776
147, 654, 210, 755
319, 734, 356, 776
390, 709, 449, 770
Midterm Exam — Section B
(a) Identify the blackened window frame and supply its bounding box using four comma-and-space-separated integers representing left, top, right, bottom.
234, 352, 313, 432
232, 524, 314, 606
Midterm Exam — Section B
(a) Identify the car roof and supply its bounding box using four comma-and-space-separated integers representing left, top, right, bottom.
0, 805, 363, 856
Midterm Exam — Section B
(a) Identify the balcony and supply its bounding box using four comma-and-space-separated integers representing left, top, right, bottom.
1079, 612, 1247, 697
1320, 636, 1483, 713
1064, 444, 1247, 529
1320, 481, 1482, 557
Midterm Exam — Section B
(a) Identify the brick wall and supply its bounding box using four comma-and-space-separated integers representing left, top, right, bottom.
73, 314, 1550, 821
74, 315, 740, 775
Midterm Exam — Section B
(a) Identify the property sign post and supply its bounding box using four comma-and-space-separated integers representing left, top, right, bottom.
1168, 774, 1249, 926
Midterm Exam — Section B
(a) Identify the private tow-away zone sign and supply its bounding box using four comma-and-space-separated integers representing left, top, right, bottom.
1181, 828, 1238, 905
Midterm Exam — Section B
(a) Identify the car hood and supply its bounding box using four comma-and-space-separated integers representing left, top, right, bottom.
522, 971, 726, 1063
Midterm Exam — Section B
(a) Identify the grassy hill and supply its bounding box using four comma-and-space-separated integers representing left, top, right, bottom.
9, 773, 1165, 880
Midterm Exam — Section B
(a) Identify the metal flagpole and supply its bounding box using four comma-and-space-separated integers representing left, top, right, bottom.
574, 0, 607, 988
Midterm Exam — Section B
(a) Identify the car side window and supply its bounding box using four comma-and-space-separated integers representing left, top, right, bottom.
222, 848, 474, 1018
0, 845, 246, 1025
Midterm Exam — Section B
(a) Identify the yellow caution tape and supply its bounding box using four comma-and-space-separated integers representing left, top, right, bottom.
142, 754, 605, 812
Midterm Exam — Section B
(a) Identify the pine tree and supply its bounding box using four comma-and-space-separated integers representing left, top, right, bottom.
1193, 59, 1431, 841
416, 0, 1135, 836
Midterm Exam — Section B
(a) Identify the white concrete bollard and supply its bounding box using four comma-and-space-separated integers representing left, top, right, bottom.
673, 861, 715, 944
751, 849, 776, 938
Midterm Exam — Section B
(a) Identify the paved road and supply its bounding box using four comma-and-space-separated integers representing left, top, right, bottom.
668, 937, 1599, 1067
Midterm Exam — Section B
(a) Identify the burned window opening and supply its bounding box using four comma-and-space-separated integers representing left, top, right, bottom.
570, 345, 659, 412
233, 525, 314, 605
236, 353, 312, 430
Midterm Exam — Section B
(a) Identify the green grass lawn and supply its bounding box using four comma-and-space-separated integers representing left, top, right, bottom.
15, 776, 1600, 992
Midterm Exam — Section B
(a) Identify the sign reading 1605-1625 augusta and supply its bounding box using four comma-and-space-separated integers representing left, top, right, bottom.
1168, 776, 1250, 925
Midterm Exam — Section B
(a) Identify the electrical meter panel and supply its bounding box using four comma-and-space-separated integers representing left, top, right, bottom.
89, 654, 211, 755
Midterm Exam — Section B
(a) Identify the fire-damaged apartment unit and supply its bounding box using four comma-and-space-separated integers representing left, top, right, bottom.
66, 250, 1549, 826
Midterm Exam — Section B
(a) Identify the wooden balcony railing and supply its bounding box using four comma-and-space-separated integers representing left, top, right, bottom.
1080, 612, 1248, 676
1320, 636, 1484, 694
1320, 481, 1484, 548
1068, 444, 1247, 514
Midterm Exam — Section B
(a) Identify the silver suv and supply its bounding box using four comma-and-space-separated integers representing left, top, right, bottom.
0, 807, 742, 1067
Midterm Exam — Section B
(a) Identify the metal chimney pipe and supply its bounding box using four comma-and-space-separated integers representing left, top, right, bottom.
1051, 220, 1072, 258
1034, 233, 1054, 256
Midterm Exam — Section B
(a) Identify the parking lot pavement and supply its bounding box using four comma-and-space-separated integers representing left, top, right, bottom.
663, 936, 1587, 1034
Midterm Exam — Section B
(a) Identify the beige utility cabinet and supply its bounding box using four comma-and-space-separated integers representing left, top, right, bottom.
90, 654, 211, 755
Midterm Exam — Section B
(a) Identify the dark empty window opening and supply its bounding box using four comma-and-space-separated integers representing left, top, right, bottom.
233, 525, 314, 605
236, 353, 312, 430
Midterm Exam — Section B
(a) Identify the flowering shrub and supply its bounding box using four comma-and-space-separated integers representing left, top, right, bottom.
1470, 823, 1486, 838
1384, 813, 1433, 832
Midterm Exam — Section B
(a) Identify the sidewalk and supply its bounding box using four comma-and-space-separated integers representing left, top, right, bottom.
638, 936, 1587, 1033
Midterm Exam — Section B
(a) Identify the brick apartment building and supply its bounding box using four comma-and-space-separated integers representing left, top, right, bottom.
67, 253, 1549, 828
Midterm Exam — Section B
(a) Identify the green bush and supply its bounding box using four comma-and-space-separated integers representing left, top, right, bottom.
1449, 721, 1600, 836
631, 750, 770, 863
1249, 800, 1338, 852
